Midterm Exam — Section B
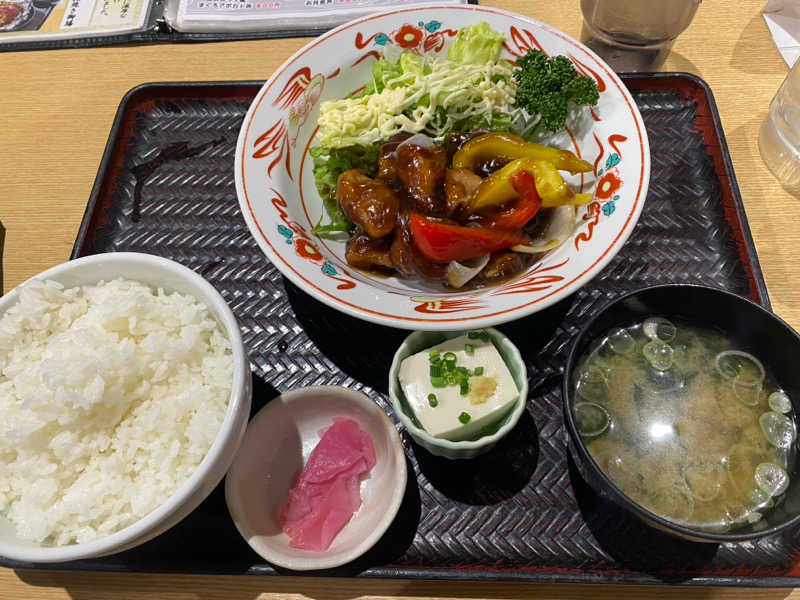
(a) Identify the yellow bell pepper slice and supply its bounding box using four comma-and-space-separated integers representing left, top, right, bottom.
452, 132, 593, 175
469, 157, 580, 212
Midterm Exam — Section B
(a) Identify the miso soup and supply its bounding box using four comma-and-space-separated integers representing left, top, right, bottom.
572, 318, 796, 532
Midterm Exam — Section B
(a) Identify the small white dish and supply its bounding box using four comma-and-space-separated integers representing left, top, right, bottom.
225, 386, 407, 571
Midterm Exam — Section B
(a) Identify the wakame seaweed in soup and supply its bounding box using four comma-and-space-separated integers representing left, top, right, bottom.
572, 319, 797, 532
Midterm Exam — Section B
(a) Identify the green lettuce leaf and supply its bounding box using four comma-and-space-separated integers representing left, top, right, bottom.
446, 22, 505, 65
310, 144, 380, 237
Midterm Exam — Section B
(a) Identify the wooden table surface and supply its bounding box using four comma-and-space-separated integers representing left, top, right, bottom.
1, 0, 798, 597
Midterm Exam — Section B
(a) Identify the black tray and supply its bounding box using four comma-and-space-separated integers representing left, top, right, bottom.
10, 74, 798, 586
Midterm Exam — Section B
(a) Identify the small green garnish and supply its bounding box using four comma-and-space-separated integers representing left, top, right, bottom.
467, 330, 490, 342
512, 49, 600, 133
428, 393, 438, 407
427, 339, 487, 391
458, 412, 471, 424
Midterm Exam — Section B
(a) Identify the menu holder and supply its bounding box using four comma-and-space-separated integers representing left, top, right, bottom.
0, 0, 152, 47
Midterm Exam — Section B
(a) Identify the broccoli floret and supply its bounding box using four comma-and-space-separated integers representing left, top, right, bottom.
513, 49, 599, 133
564, 74, 601, 106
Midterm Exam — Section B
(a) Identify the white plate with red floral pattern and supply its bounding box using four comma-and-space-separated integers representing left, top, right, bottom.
235, 4, 650, 331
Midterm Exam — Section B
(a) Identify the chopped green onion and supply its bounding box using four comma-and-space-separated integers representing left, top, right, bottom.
759, 411, 796, 448
474, 366, 484, 376
467, 330, 490, 342
465, 343, 474, 354
429, 349, 440, 359
431, 376, 445, 388
458, 411, 471, 424
428, 393, 438, 407
460, 380, 469, 395
755, 462, 789, 496
443, 352, 456, 361
769, 391, 792, 414
573, 401, 610, 437
642, 340, 674, 370
430, 364, 442, 378
643, 317, 677, 343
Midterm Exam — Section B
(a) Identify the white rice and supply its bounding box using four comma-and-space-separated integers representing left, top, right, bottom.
0, 278, 233, 546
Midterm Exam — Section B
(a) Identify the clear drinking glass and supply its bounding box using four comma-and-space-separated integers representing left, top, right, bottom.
759, 59, 800, 193
580, 0, 701, 72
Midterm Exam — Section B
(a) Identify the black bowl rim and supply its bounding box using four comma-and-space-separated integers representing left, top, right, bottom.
562, 283, 800, 543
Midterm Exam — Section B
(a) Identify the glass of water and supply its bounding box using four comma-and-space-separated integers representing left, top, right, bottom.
759, 60, 800, 193
580, 0, 701, 72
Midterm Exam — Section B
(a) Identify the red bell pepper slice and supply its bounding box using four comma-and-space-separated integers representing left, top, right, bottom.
408, 213, 529, 263
476, 170, 542, 230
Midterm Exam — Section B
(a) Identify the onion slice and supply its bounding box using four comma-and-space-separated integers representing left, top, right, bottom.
511, 204, 576, 254
395, 132, 437, 152
445, 254, 490, 288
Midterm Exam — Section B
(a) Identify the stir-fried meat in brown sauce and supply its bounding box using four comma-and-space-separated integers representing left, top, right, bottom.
443, 168, 482, 219
394, 143, 449, 216
389, 212, 447, 280
336, 169, 400, 239
345, 233, 393, 271
469, 251, 529, 287
331, 132, 572, 288
376, 135, 408, 184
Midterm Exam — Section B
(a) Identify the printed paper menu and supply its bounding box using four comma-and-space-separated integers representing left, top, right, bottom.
164, 0, 466, 33
0, 0, 150, 44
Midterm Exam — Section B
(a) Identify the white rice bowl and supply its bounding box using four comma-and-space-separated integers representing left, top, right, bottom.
0, 253, 251, 563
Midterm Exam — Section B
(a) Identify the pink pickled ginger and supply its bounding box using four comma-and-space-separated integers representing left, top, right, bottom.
279, 417, 376, 551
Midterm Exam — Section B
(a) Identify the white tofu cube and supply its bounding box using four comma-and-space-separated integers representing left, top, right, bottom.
397, 334, 520, 441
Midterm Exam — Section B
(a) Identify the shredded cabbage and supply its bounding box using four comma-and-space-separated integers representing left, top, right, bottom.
317, 52, 516, 148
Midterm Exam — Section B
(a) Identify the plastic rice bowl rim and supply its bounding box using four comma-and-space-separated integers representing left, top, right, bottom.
562, 283, 800, 543
234, 3, 651, 331
0, 252, 251, 563
223, 385, 408, 571
388, 327, 528, 458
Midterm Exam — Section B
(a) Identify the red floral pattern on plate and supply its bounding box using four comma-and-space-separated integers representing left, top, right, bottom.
595, 171, 622, 200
